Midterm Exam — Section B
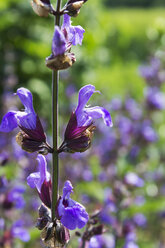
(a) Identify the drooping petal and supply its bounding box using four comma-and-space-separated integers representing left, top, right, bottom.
17, 88, 35, 115
84, 106, 113, 127
52, 26, 67, 56
62, 14, 85, 46
70, 25, 85, 46
0, 111, 18, 132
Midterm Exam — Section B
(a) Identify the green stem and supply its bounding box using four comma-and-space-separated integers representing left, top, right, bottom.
51, 0, 62, 222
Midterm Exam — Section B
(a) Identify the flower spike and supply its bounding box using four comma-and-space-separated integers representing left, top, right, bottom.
46, 14, 84, 71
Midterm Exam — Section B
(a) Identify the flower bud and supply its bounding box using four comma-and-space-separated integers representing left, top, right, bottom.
46, 53, 76, 71
16, 116, 53, 154
66, 1, 84, 17
65, 0, 87, 17
31, 0, 53, 17
41, 220, 70, 248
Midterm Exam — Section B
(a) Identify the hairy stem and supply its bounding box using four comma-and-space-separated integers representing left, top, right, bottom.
51, 0, 62, 222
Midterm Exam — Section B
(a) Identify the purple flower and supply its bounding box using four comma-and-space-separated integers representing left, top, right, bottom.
0, 88, 51, 154
0, 88, 36, 132
62, 14, 85, 46
133, 213, 147, 227
86, 234, 115, 248
3, 185, 25, 210
59, 85, 112, 153
27, 154, 52, 208
46, 14, 84, 70
8, 185, 26, 209
75, 85, 112, 127
123, 242, 139, 248
139, 57, 160, 82
141, 120, 157, 142
57, 180, 89, 230
124, 172, 144, 187
145, 87, 165, 110
11, 220, 30, 242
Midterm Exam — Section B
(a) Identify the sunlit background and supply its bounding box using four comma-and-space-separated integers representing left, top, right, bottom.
1, 0, 165, 247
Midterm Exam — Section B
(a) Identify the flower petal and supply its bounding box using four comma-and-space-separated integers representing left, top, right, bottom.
62, 14, 85, 46
0, 111, 18, 132
37, 154, 50, 184
27, 155, 50, 193
52, 26, 67, 56
75, 84, 96, 116
17, 88, 35, 114
70, 25, 85, 46
63, 180, 73, 199
16, 111, 36, 130
12, 220, 30, 242
60, 204, 88, 230
85, 106, 113, 127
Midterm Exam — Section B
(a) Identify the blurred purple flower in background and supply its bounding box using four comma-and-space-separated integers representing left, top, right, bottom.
11, 220, 30, 242
145, 87, 165, 110
57, 180, 89, 230
139, 58, 160, 83
124, 172, 144, 187
3, 185, 25, 210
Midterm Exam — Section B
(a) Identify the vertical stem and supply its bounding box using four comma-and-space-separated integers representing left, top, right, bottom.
51, 0, 62, 222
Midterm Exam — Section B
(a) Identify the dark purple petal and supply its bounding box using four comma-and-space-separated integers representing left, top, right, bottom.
0, 111, 18, 132
52, 26, 67, 56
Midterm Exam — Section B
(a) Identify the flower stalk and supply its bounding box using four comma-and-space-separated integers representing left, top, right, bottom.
51, 0, 62, 222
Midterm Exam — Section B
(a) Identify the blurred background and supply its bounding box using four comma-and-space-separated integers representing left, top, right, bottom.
1, 0, 165, 247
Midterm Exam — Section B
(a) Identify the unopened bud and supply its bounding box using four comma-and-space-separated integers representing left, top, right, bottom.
39, 204, 50, 218
16, 116, 53, 154
66, 1, 83, 17
31, 0, 53, 17
41, 221, 70, 248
